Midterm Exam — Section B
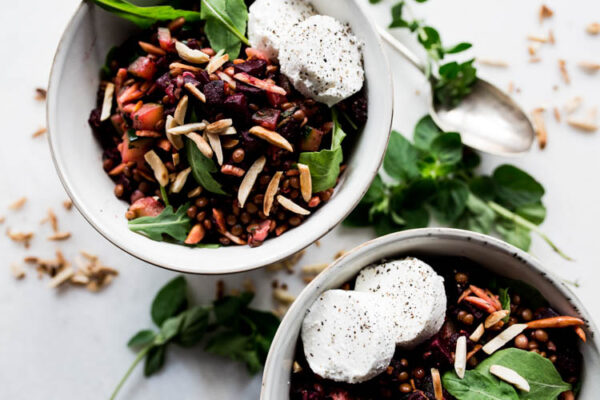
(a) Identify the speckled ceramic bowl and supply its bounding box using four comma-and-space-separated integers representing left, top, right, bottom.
261, 228, 600, 399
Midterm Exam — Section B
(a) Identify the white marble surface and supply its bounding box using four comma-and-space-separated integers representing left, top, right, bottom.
1, 0, 599, 399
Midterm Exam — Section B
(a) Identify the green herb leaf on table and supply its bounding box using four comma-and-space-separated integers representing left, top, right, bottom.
443, 370, 520, 400
144, 345, 166, 377
493, 165, 545, 208
89, 0, 203, 29
128, 204, 192, 242
476, 348, 571, 400
176, 306, 210, 347
200, 0, 249, 59
186, 137, 227, 195
413, 115, 443, 151
429, 179, 469, 224
127, 330, 157, 349
383, 131, 420, 181
151, 276, 188, 326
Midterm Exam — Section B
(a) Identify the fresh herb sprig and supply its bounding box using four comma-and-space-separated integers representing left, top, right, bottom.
344, 115, 571, 260
386, 0, 477, 107
110, 276, 279, 400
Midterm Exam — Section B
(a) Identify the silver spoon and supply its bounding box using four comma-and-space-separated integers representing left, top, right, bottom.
378, 27, 535, 156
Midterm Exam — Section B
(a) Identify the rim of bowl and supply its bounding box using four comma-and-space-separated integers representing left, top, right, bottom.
261, 227, 600, 396
45, 1, 394, 275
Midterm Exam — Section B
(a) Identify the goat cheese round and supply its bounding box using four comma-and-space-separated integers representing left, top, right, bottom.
301, 289, 396, 383
355, 258, 447, 348
279, 15, 365, 107
247, 0, 316, 60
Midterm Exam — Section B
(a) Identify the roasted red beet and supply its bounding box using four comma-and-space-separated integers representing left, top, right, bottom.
127, 56, 157, 80
252, 108, 281, 130
131, 103, 164, 130
118, 134, 151, 168
224, 93, 250, 125
266, 91, 287, 107
204, 80, 226, 105
234, 59, 267, 77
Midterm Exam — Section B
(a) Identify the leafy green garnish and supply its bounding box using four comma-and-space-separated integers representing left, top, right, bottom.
443, 369, 519, 400
89, 0, 203, 28
128, 204, 192, 242
298, 109, 347, 193
498, 288, 511, 322
201, 0, 249, 58
344, 115, 570, 259
110, 277, 280, 400
186, 137, 227, 195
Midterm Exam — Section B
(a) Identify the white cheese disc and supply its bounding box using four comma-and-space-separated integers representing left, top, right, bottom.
354, 257, 447, 348
279, 15, 365, 106
247, 0, 316, 60
301, 289, 396, 383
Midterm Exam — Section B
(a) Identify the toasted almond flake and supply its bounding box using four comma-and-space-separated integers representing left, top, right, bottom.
172, 153, 180, 167
528, 42, 540, 56
174, 95, 188, 125
454, 336, 467, 379
169, 62, 203, 73
263, 171, 283, 216
206, 132, 223, 165
175, 41, 210, 64
222, 138, 239, 148
0, 216, 5, 224
138, 41, 166, 56
507, 81, 514, 94
167, 122, 206, 135
71, 272, 90, 285
564, 96, 583, 114
477, 58, 509, 68
301, 263, 329, 275
206, 53, 229, 74
184, 82, 206, 102
558, 59, 570, 84
277, 195, 310, 216
9, 197, 27, 210
63, 199, 73, 211
553, 107, 561, 122
578, 61, 600, 73
100, 82, 115, 121
220, 126, 237, 136
531, 108, 547, 149
567, 118, 598, 132
249, 126, 293, 152
35, 87, 47, 101
206, 119, 233, 135
273, 288, 296, 305
297, 163, 312, 203
11, 263, 26, 279
48, 232, 71, 241
529, 57, 541, 63
238, 156, 266, 207
47, 266, 75, 288
483, 323, 528, 355
548, 29, 555, 44
586, 22, 600, 35
539, 5, 553, 23
164, 115, 184, 150
186, 132, 213, 158
187, 186, 203, 198
217, 71, 236, 89
469, 323, 485, 342
40, 208, 59, 232
527, 34, 549, 43
6, 229, 33, 247
485, 310, 510, 328
144, 150, 169, 187
32, 126, 47, 138
293, 361, 303, 373
431, 368, 443, 400
233, 72, 287, 95
171, 167, 192, 194
489, 365, 530, 392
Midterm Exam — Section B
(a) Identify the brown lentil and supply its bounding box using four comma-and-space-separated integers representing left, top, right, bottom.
187, 206, 198, 219
219, 237, 231, 245
398, 371, 410, 381
226, 214, 237, 226
196, 211, 206, 222
534, 329, 549, 343
231, 224, 243, 236
246, 203, 258, 214
114, 184, 125, 198
289, 216, 302, 227
413, 367, 425, 379
399, 383, 412, 393
240, 212, 251, 224
521, 308, 533, 321
455, 272, 469, 284
290, 177, 300, 189
515, 334, 529, 349
232, 148, 245, 163
195, 197, 209, 208
103, 159, 114, 171
463, 313, 474, 325
203, 219, 212, 230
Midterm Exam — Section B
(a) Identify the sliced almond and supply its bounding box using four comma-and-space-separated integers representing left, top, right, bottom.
8, 197, 27, 210
47, 232, 71, 241
482, 323, 528, 355
431, 368, 443, 400
6, 229, 34, 247
186, 132, 213, 158
184, 82, 206, 103
71, 272, 91, 285
171, 167, 192, 194
297, 163, 312, 203
489, 365, 530, 392
187, 186, 203, 198
222, 138, 239, 148
539, 5, 553, 23
264, 171, 283, 216
11, 263, 26, 279
292, 361, 303, 373
217, 71, 236, 89
138, 41, 166, 56
221, 126, 237, 135
277, 195, 310, 216
169, 62, 203, 73
477, 58, 509, 68
249, 126, 293, 152
301, 263, 329, 275
578, 61, 600, 73
100, 82, 115, 122
531, 108, 547, 149
558, 59, 570, 84
586, 22, 600, 35
172, 153, 180, 166
567, 118, 598, 132
527, 34, 550, 43
174, 95, 188, 125
273, 288, 296, 305
47, 266, 75, 288
469, 323, 485, 342
454, 336, 467, 379
485, 310, 510, 328
206, 119, 233, 135
206, 53, 229, 74
238, 156, 266, 207
220, 230, 246, 245
32, 127, 47, 138
175, 41, 210, 64
168, 122, 207, 136
144, 150, 169, 187
165, 115, 184, 150
206, 132, 223, 165
564, 96, 583, 114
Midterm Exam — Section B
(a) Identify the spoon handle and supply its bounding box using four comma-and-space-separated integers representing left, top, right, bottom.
376, 26, 426, 75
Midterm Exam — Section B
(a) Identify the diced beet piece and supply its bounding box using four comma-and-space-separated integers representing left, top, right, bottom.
252, 108, 280, 130
277, 74, 294, 95
241, 130, 267, 158
248, 220, 271, 247
234, 59, 267, 77
236, 81, 263, 97
266, 91, 287, 107
339, 90, 368, 127
185, 38, 201, 49
88, 108, 102, 129
278, 119, 302, 142
129, 197, 165, 218
155, 73, 172, 92
224, 93, 250, 124
300, 126, 324, 151
131, 103, 164, 130
204, 80, 226, 105
118, 134, 151, 168
128, 56, 157, 80
182, 71, 199, 87
196, 70, 211, 87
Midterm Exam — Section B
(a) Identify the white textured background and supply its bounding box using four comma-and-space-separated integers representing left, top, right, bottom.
0, 0, 598, 398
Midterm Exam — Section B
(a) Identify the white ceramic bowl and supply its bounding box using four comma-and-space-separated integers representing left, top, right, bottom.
261, 228, 600, 399
47, 1, 393, 274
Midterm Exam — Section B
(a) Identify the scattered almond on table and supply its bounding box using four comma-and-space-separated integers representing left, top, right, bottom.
586, 22, 600, 35
531, 107, 548, 149
6, 229, 34, 248
32, 127, 47, 138
8, 197, 27, 210
539, 5, 553, 23
34, 87, 47, 101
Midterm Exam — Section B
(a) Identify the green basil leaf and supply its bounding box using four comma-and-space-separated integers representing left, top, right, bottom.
156, 314, 185, 344
470, 176, 496, 201
186, 137, 227, 195
496, 220, 532, 251
205, 331, 262, 374
413, 115, 442, 151
476, 348, 571, 400
492, 165, 545, 208
373, 214, 399, 236
243, 309, 280, 340
499, 288, 511, 322
443, 370, 519, 400
89, 0, 202, 28
128, 204, 192, 242
429, 179, 469, 223
383, 130, 420, 181
176, 306, 210, 347
127, 330, 156, 348
456, 193, 495, 234
362, 175, 386, 204
213, 292, 254, 325
389, 1, 409, 28
144, 345, 166, 377
201, 0, 249, 59
516, 202, 546, 225
445, 42, 472, 54
430, 131, 463, 164
151, 276, 188, 327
